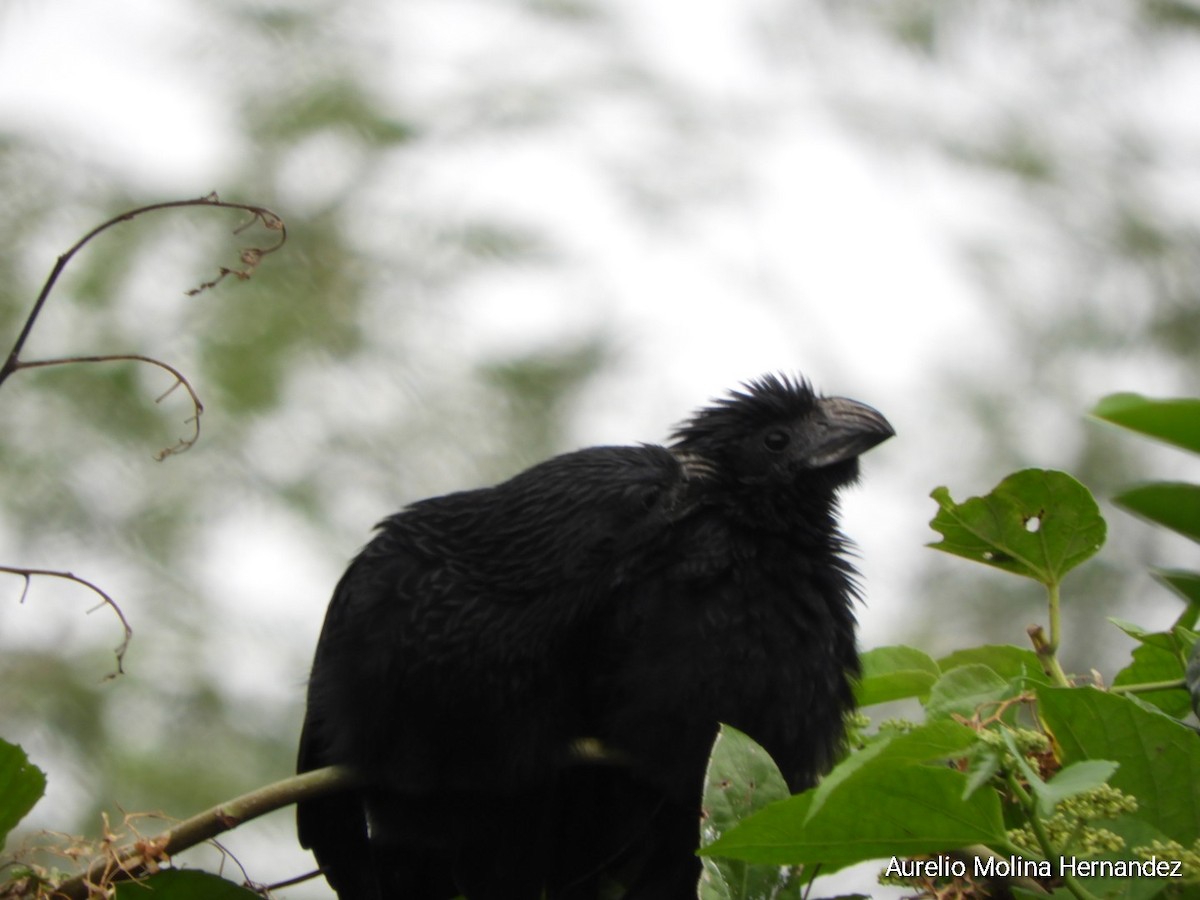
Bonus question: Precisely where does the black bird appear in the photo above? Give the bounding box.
[297,375,892,900]
[296,444,695,900]
[568,374,894,898]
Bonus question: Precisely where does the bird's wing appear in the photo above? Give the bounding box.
[295,554,387,899]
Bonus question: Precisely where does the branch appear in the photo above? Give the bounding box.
[16,354,204,460]
[0,193,285,459]
[50,766,358,900]
[0,565,132,679]
[1027,622,1071,687]
[0,192,285,388]
[45,740,634,898]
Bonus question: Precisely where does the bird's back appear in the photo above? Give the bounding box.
[296,443,692,899]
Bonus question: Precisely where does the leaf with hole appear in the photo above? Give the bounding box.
[928,469,1106,587]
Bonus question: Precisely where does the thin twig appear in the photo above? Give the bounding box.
[16,354,205,460]
[0,192,284,391]
[0,565,133,679]
[0,195,286,679]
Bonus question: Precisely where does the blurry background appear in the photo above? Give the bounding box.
[1,0,1198,895]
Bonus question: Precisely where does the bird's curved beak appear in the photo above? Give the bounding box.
[806,396,895,469]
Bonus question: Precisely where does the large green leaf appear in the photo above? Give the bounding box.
[854,645,939,707]
[807,720,978,821]
[1112,638,1191,718]
[700,725,803,900]
[0,739,45,849]
[924,664,1011,720]
[1113,482,1200,544]
[1038,687,1200,845]
[928,469,1106,587]
[1091,393,1200,456]
[702,764,1004,869]
[114,870,262,899]
[938,645,1052,686]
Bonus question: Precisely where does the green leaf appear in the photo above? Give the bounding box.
[1112,639,1191,718]
[855,646,939,706]
[1038,687,1200,845]
[1091,393,1200,456]
[807,721,978,820]
[1108,618,1176,651]
[114,870,262,899]
[1001,729,1056,815]
[938,645,1052,686]
[1034,760,1119,817]
[928,469,1106,587]
[1152,568,1200,608]
[925,664,1011,720]
[1154,569,1200,630]
[1085,816,1180,900]
[702,765,1005,869]
[962,745,1002,799]
[0,739,46,850]
[1113,482,1200,543]
[699,725,803,900]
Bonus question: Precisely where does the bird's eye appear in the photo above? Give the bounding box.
[763,430,790,452]
[640,487,662,510]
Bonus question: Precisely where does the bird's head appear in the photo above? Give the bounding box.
[669,374,894,495]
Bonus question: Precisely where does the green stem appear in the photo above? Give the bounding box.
[1005,769,1103,900]
[1110,678,1187,695]
[1029,581,1071,687]
[1047,581,1062,655]
[51,765,357,900]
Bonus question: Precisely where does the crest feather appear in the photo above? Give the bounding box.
[670,373,819,449]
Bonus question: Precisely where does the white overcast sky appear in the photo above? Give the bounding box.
[0,0,1012,637]
[3,0,1197,692]
[2,2,1199,895]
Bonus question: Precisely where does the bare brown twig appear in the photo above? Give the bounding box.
[15,354,205,460]
[0,192,285,459]
[0,565,133,679]
[0,193,286,680]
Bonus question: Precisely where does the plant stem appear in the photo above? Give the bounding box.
[1047,581,1061,654]
[1005,769,1104,900]
[50,765,357,900]
[1028,581,1072,687]
[1110,678,1187,695]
